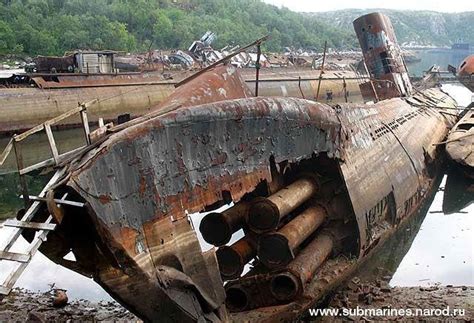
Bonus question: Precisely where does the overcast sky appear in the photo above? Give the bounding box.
[262,0,474,13]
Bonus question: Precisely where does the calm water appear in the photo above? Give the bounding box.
[406,48,474,77]
[0,83,472,302]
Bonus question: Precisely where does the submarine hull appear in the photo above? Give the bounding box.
[31,64,457,321]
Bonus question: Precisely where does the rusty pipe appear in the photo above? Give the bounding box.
[258,205,327,268]
[216,235,256,280]
[225,284,250,312]
[270,232,334,301]
[247,177,319,233]
[199,202,249,246]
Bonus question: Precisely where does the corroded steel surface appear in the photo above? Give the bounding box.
[216,235,256,280]
[31,72,175,89]
[200,202,250,246]
[0,67,362,134]
[53,82,454,320]
[271,231,334,301]
[446,108,474,169]
[457,55,474,92]
[247,177,319,233]
[258,205,327,268]
[0,84,175,134]
[25,46,457,322]
[354,13,413,101]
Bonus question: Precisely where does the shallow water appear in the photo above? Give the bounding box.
[390,177,473,287]
[406,48,474,77]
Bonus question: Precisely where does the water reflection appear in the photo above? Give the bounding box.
[406,48,474,77]
[0,128,86,219]
[0,227,112,302]
[443,167,474,214]
[391,176,473,287]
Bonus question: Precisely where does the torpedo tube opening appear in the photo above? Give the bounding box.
[189,153,360,312]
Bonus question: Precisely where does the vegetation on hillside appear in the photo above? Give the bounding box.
[0,0,354,56]
[0,1,472,56]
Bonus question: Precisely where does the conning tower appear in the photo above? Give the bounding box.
[354,12,413,101]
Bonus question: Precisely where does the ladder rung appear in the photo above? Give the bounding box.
[19,195,85,208]
[0,251,30,263]
[3,219,56,231]
[0,285,11,295]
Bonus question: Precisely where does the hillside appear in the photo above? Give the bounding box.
[310,9,474,47]
[0,1,472,56]
[0,0,355,56]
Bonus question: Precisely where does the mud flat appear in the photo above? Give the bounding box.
[1,283,472,321]
[321,277,473,321]
[0,288,139,322]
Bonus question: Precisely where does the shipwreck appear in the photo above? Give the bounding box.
[0,13,459,322]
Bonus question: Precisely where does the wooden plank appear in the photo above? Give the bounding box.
[19,195,84,208]
[19,145,86,175]
[13,124,45,143]
[3,219,56,231]
[0,251,30,263]
[13,100,99,143]
[0,216,53,295]
[44,123,59,164]
[0,138,13,167]
[12,140,29,208]
[1,169,65,252]
[0,285,10,295]
[80,109,91,145]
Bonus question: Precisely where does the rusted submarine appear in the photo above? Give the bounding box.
[446,54,473,177]
[0,13,458,322]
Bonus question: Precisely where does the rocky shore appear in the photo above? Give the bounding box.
[0,288,139,322]
[1,281,472,321]
[325,277,473,321]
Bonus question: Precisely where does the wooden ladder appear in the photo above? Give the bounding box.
[0,168,85,296]
[0,101,96,297]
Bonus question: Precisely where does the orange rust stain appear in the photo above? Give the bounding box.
[107,225,141,258]
[139,176,147,197]
[152,168,271,221]
[99,194,112,204]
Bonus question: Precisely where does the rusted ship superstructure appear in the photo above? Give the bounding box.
[0,67,364,135]
[457,55,474,92]
[444,54,473,183]
[0,13,458,322]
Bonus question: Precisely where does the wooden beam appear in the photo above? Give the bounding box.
[3,219,56,231]
[44,123,59,164]
[0,251,30,263]
[19,195,85,208]
[19,145,86,175]
[80,108,91,145]
[0,138,13,167]
[12,140,29,208]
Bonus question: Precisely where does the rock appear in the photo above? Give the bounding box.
[26,311,46,323]
[52,290,68,308]
[365,294,373,305]
[382,275,392,281]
